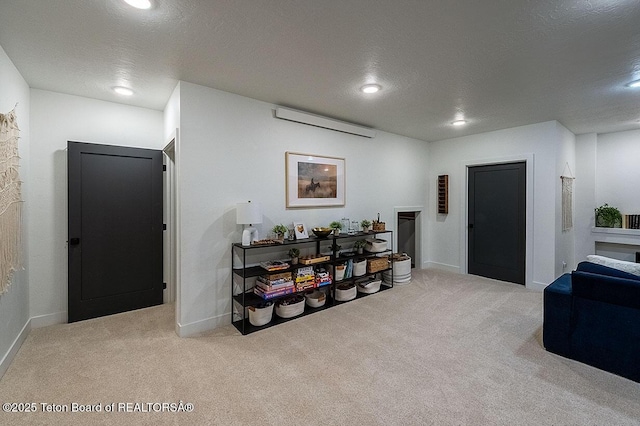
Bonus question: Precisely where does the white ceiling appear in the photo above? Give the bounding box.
[1,0,639,142]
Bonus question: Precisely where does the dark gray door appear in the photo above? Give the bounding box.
[68,141,163,322]
[468,162,526,285]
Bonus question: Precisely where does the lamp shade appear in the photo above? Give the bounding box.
[236,202,262,225]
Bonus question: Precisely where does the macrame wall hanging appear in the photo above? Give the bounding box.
[0,106,22,295]
[561,163,574,232]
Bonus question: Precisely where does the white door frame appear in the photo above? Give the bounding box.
[393,206,424,269]
[162,130,180,326]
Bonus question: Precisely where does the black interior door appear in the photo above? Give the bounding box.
[68,141,163,322]
[468,162,526,285]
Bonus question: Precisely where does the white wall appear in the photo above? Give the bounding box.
[574,129,640,264]
[176,81,429,335]
[29,90,164,325]
[595,129,640,213]
[0,45,30,377]
[427,121,567,290]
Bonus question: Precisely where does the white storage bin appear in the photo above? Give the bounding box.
[275,296,305,318]
[356,277,382,294]
[353,259,367,277]
[335,283,357,301]
[365,239,388,253]
[305,290,326,308]
[334,264,346,281]
[248,302,274,326]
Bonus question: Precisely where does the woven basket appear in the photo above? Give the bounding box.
[367,256,389,273]
[372,222,385,231]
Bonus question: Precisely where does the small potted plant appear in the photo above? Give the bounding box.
[272,224,288,240]
[595,204,622,228]
[353,239,367,255]
[360,219,372,233]
[288,248,300,265]
[331,243,342,256]
[329,220,343,236]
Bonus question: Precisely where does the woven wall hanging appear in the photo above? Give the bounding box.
[0,107,22,294]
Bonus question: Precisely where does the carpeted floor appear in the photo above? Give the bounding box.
[1,269,639,425]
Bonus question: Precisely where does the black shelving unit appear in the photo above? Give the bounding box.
[231,230,393,335]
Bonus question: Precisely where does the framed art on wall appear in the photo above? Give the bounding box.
[285,152,345,208]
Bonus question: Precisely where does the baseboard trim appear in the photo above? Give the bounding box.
[0,319,31,379]
[30,311,67,329]
[176,312,231,337]
[425,261,460,273]
[528,281,547,292]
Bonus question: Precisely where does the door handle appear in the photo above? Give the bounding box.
[70,238,80,245]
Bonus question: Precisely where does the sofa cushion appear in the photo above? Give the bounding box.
[586,255,640,277]
[572,270,640,310]
[577,260,640,281]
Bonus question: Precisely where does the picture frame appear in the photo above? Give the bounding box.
[293,222,309,239]
[285,152,345,208]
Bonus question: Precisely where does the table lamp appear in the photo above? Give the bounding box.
[237,201,262,246]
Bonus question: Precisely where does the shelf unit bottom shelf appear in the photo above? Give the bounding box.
[232,283,392,335]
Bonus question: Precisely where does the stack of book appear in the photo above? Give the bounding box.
[623,214,640,229]
[254,272,295,299]
[295,266,315,291]
[314,267,332,287]
[259,260,290,271]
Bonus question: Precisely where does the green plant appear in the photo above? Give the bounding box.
[360,219,372,229]
[331,243,342,252]
[353,239,367,249]
[287,248,300,258]
[329,221,343,230]
[272,224,288,235]
[595,204,622,228]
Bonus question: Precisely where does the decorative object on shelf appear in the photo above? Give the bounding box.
[288,248,300,265]
[287,225,295,240]
[0,107,22,295]
[341,218,350,234]
[360,219,372,233]
[353,239,367,254]
[329,221,343,236]
[236,201,262,246]
[437,175,449,214]
[331,243,342,255]
[259,260,290,271]
[311,227,332,238]
[372,213,385,231]
[285,152,345,208]
[349,220,359,235]
[299,254,331,265]
[595,204,622,228]
[272,223,288,239]
[560,163,574,231]
[292,222,309,239]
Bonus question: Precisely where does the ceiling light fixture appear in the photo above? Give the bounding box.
[626,79,640,88]
[113,86,134,96]
[361,84,381,94]
[123,0,152,10]
[452,119,467,126]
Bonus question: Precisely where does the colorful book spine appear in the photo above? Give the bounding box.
[254,286,294,300]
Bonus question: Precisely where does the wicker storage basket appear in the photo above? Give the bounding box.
[372,221,385,231]
[367,256,390,273]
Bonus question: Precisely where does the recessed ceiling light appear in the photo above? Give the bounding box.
[123,0,152,10]
[452,120,467,126]
[626,79,640,88]
[361,84,381,94]
[113,86,134,96]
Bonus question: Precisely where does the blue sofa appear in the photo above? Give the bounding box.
[543,261,640,382]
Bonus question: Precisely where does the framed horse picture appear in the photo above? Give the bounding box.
[285,152,345,208]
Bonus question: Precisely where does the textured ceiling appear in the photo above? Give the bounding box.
[1,0,639,142]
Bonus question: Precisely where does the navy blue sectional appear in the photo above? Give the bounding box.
[543,261,640,382]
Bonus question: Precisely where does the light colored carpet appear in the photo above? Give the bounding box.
[1,269,639,425]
